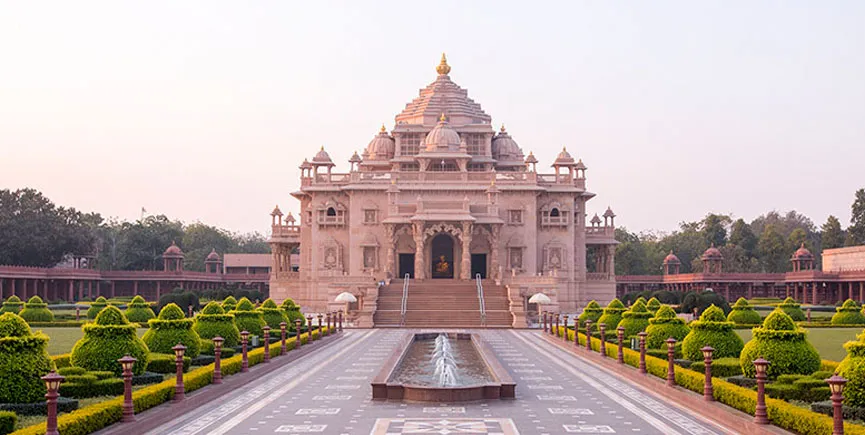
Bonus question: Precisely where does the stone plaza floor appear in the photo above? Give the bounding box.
[146,329,735,435]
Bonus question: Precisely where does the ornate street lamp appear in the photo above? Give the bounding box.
[827,373,848,435]
[701,346,714,401]
[241,330,250,372]
[616,326,625,364]
[172,343,187,402]
[306,315,313,342]
[584,320,593,351]
[263,325,272,363]
[326,312,332,335]
[637,332,647,374]
[279,322,287,355]
[599,323,607,357]
[117,355,136,422]
[574,319,581,347]
[212,336,224,384]
[753,358,770,424]
[42,370,65,435]
[338,311,344,331]
[553,314,560,337]
[295,319,303,347]
[542,311,548,332]
[665,338,676,387]
[562,314,569,342]
[317,314,323,335]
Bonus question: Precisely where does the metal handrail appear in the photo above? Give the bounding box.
[400,273,410,326]
[476,273,486,327]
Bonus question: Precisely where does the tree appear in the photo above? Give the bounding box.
[701,214,730,248]
[821,215,845,250]
[847,189,865,246]
[114,215,184,270]
[758,224,788,272]
[615,228,650,275]
[729,218,757,256]
[787,228,809,252]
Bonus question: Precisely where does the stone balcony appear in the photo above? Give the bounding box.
[300,170,586,189]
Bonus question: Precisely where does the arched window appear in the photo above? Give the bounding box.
[549,208,560,217]
[326,207,336,216]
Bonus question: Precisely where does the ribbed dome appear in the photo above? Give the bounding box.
[792,243,814,260]
[205,249,220,261]
[423,115,461,152]
[163,241,184,258]
[312,146,334,165]
[663,250,681,265]
[492,126,524,163]
[701,243,723,261]
[363,127,396,161]
[553,147,575,166]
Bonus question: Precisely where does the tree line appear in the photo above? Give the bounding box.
[0,188,270,271]
[615,188,865,275]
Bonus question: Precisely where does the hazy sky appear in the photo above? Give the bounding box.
[2,1,863,236]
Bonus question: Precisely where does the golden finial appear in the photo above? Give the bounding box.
[500,124,506,133]
[439,112,447,122]
[320,145,325,151]
[380,124,386,133]
[436,53,451,75]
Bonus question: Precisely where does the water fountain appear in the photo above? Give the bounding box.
[371,332,515,402]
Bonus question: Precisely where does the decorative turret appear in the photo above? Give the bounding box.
[423,113,462,153]
[362,125,396,163]
[205,249,222,274]
[701,243,723,274]
[791,242,815,271]
[491,124,525,168]
[603,207,616,227]
[590,214,602,227]
[524,151,538,172]
[551,147,580,181]
[271,205,283,226]
[162,241,184,272]
[348,151,362,171]
[662,250,681,275]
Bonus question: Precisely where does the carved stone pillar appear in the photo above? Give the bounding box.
[413,222,425,280]
[460,221,473,280]
[490,225,500,281]
[384,224,396,279]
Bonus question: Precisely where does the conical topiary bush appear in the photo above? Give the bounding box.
[837,330,865,407]
[258,299,288,331]
[142,303,201,357]
[646,297,661,314]
[125,295,156,323]
[740,309,820,379]
[280,298,306,331]
[231,297,265,337]
[645,305,690,349]
[633,296,647,307]
[193,302,240,348]
[597,299,627,329]
[832,299,865,326]
[618,300,652,338]
[87,296,110,319]
[19,295,54,322]
[682,304,744,361]
[0,296,23,314]
[0,312,52,403]
[71,306,149,376]
[577,301,603,329]
[727,297,762,325]
[776,297,806,322]
[221,296,238,312]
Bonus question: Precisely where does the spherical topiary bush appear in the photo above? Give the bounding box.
[221,296,238,312]
[70,306,150,376]
[837,330,865,407]
[831,299,865,326]
[597,299,626,329]
[727,297,762,325]
[193,302,240,348]
[87,296,110,319]
[0,296,23,314]
[646,297,661,314]
[577,301,603,331]
[682,304,744,361]
[142,303,201,358]
[777,297,806,322]
[19,295,54,322]
[125,295,156,324]
[231,297,265,337]
[740,309,820,379]
[280,298,306,330]
[619,300,653,338]
[0,312,52,403]
[258,299,288,331]
[645,305,690,349]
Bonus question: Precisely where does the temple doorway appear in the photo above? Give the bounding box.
[430,233,455,279]
[399,254,415,278]
[471,254,487,279]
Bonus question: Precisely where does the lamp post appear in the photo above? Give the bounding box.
[562,315,569,341]
[553,313,559,337]
[338,311,344,331]
[75,306,80,321]
[241,330,250,372]
[42,370,65,435]
[701,346,714,401]
[172,343,186,402]
[295,319,303,347]
[306,315,313,342]
[117,355,136,422]
[665,338,676,387]
[317,314,323,336]
[637,332,647,374]
[616,326,625,364]
[753,358,770,424]
[263,325,271,363]
[599,323,607,357]
[212,336,224,385]
[325,312,331,336]
[542,311,548,333]
[827,373,848,435]
[574,319,580,347]
[585,320,593,351]
[280,322,287,355]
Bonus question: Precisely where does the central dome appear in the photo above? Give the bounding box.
[423,114,461,152]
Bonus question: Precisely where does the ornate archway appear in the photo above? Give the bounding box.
[430,233,455,279]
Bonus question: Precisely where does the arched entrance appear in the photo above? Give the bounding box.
[430,233,455,279]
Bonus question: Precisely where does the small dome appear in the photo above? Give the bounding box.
[663,250,681,265]
[205,249,220,262]
[271,205,283,217]
[553,147,575,166]
[603,207,616,218]
[363,127,396,161]
[312,146,335,166]
[575,159,587,170]
[701,243,723,261]
[492,126,524,162]
[349,151,362,163]
[163,241,184,258]
[299,159,312,170]
[423,114,461,152]
[524,151,538,164]
[590,214,602,225]
[792,243,814,260]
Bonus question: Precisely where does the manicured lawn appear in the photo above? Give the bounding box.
[735,327,861,361]
[35,327,147,355]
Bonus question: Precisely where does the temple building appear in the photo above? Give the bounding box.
[268,54,618,327]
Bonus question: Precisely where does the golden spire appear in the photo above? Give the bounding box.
[436,53,451,75]
[380,124,386,133]
[439,112,447,122]
[500,124,506,133]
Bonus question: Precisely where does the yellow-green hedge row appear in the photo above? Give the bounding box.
[552,326,865,435]
[13,327,332,435]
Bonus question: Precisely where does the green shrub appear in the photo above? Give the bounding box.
[0,410,15,435]
[146,353,191,374]
[258,298,288,330]
[777,374,808,384]
[57,366,87,376]
[577,300,603,330]
[682,304,744,361]
[727,298,762,325]
[838,330,865,407]
[193,302,241,348]
[832,300,865,325]
[740,309,821,379]
[618,300,652,338]
[157,291,199,314]
[646,297,661,314]
[794,378,828,391]
[125,295,156,323]
[633,296,647,306]
[59,378,125,399]
[231,297,265,337]
[64,374,98,385]
[811,370,833,380]
[777,297,806,322]
[690,357,742,378]
[0,296,23,314]
[70,306,150,376]
[681,291,731,316]
[597,298,626,329]
[0,312,52,403]
[280,298,306,330]
[19,296,55,322]
[221,296,238,312]
[645,305,690,349]
[87,297,110,319]
[142,303,201,358]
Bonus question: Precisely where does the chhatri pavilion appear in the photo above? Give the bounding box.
[268,54,617,327]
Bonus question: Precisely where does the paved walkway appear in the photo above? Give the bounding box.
[147,329,735,435]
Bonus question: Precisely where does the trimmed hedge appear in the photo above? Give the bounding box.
[727,298,762,325]
[70,306,150,376]
[258,299,288,330]
[739,309,820,379]
[280,298,305,330]
[0,312,52,403]
[682,305,743,361]
[690,357,742,378]
[19,296,54,323]
[231,297,265,337]
[597,298,626,329]
[777,297,806,322]
[143,303,201,358]
[646,297,661,314]
[52,354,71,369]
[146,353,191,374]
[57,367,86,376]
[0,411,15,435]
[838,329,865,407]
[221,296,238,312]
[26,321,86,328]
[618,300,652,338]
[0,397,78,417]
[194,302,241,348]
[59,378,125,399]
[124,295,156,323]
[577,300,603,331]
[832,299,865,325]
[645,305,690,349]
[0,296,23,314]
[87,297,109,319]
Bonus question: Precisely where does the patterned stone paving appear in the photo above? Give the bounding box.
[146,330,732,435]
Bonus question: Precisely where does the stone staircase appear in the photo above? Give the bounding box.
[372,280,513,328]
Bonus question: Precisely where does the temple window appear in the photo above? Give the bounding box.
[363,247,377,269]
[550,208,560,217]
[508,247,523,270]
[317,204,346,226]
[326,207,336,217]
[541,204,567,226]
[363,209,377,224]
[400,163,419,172]
[466,134,484,156]
[508,209,523,225]
[467,163,486,172]
[400,133,421,156]
[429,160,458,172]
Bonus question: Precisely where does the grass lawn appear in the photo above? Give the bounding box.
[36,327,147,355]
[734,327,861,361]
